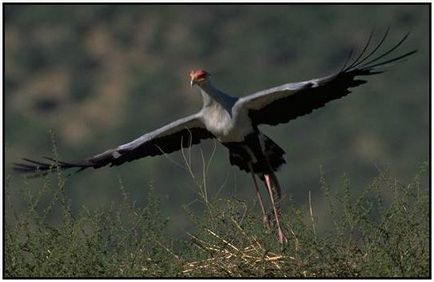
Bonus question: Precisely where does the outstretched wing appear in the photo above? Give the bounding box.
[14,113,214,176]
[234,30,417,126]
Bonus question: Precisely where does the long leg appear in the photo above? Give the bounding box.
[264,173,288,244]
[248,163,270,228]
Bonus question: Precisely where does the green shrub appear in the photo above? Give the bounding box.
[5,162,429,277]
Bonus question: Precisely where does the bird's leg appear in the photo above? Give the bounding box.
[264,173,288,244]
[248,163,270,228]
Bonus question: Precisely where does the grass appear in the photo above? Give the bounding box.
[4,161,430,278]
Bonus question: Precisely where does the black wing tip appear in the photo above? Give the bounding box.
[12,160,51,178]
[13,157,91,177]
[343,29,416,75]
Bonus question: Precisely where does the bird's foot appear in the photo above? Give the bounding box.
[277,228,288,245]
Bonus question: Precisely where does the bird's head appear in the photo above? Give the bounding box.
[190,69,210,87]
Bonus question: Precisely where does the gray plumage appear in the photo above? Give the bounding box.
[14,31,416,177]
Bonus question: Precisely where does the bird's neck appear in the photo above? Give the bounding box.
[199,80,236,110]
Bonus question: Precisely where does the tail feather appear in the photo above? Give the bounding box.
[228,134,286,174]
[262,135,286,171]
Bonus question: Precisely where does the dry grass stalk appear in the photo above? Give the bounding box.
[182,228,296,276]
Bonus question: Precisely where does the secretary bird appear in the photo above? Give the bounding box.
[14,31,416,244]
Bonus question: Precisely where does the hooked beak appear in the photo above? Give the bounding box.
[190,77,207,87]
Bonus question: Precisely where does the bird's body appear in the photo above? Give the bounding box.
[14,31,416,244]
[198,82,244,142]
[196,79,287,174]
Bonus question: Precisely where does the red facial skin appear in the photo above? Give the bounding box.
[190,69,209,83]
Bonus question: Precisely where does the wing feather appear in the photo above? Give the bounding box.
[234,31,416,126]
[14,113,214,176]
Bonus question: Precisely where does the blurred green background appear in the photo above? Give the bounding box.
[5,4,429,237]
